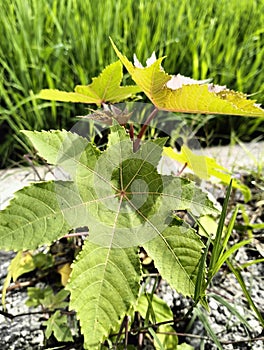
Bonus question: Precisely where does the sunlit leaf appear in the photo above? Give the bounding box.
[111,39,264,117]
[163,145,251,201]
[143,224,205,296]
[177,343,195,350]
[136,294,177,350]
[38,61,141,105]
[68,241,141,349]
[154,324,178,350]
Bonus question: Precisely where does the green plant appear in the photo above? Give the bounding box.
[1,42,264,349]
[1,0,264,167]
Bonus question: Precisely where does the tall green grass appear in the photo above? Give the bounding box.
[0,0,264,167]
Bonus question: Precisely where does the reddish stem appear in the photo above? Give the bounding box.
[133,107,158,152]
[129,123,134,141]
[177,162,188,176]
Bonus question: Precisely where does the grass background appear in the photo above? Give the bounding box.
[0,0,264,167]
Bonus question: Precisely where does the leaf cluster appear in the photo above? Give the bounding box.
[1,41,263,349]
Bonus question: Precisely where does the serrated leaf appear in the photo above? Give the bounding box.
[67,241,141,349]
[163,145,251,202]
[0,181,77,250]
[22,129,100,178]
[143,224,204,296]
[0,125,217,348]
[22,128,215,249]
[2,126,216,250]
[110,39,264,117]
[38,61,141,105]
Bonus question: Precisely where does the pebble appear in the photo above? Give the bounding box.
[209,299,218,310]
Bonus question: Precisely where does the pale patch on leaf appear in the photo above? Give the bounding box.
[133,52,157,68]
[166,74,211,90]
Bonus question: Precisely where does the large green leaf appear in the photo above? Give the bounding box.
[23,127,216,248]
[38,61,141,105]
[143,224,204,296]
[22,129,100,179]
[0,125,217,348]
[67,241,141,348]
[110,40,264,117]
[0,181,79,250]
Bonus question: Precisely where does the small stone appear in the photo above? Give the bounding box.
[29,330,44,345]
[21,330,28,338]
[209,299,218,310]
[248,319,262,333]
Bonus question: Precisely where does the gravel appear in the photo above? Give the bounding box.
[0,141,263,349]
[0,251,44,349]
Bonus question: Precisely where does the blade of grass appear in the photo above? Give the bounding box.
[194,237,211,303]
[208,180,233,283]
[211,239,251,277]
[208,293,252,331]
[194,307,223,350]
[226,259,264,328]
[240,258,264,269]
